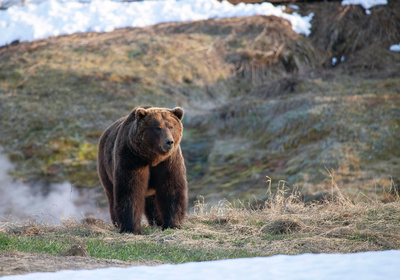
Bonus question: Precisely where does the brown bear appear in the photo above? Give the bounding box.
[97,105,187,234]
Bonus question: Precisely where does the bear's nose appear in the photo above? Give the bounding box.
[165,138,174,147]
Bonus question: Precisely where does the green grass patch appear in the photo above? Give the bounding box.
[0,232,257,263]
[86,238,256,263]
[0,234,68,255]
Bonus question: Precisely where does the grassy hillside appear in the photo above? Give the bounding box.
[0,3,399,205]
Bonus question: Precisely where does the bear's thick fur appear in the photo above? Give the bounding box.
[97,105,187,234]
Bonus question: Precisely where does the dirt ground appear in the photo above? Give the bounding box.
[0,251,151,276]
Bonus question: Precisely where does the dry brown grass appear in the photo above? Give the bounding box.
[1,183,400,276]
[187,186,400,255]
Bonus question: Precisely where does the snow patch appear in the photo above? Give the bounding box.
[0,0,314,47]
[2,250,400,280]
[342,0,388,14]
[390,43,400,52]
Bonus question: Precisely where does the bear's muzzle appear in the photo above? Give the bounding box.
[161,138,174,152]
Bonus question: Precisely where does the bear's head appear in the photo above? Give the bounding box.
[134,107,184,160]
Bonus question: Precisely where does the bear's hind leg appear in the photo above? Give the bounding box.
[98,163,118,226]
[145,195,163,227]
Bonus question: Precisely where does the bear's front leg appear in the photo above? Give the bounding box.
[113,166,149,234]
[157,187,187,230]
[148,149,188,230]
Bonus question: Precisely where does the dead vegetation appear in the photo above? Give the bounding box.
[1,185,400,275]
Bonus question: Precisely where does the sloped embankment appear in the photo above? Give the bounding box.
[178,2,400,203]
[0,2,399,206]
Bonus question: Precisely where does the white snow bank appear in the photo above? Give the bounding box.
[2,250,400,280]
[342,0,387,10]
[390,43,400,52]
[342,0,387,14]
[0,0,313,47]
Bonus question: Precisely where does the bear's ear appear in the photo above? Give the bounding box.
[135,108,147,120]
[171,107,184,120]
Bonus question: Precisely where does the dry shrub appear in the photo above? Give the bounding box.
[263,219,303,234]
[324,226,355,238]
[7,225,42,236]
[81,217,108,228]
[58,217,112,237]
[192,197,241,225]
[61,243,88,257]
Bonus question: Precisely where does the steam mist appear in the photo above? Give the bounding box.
[0,148,108,224]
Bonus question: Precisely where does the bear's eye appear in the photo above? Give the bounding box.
[169,126,173,130]
[156,127,162,131]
